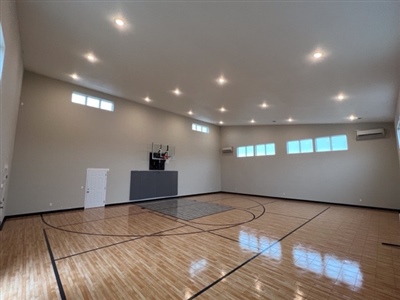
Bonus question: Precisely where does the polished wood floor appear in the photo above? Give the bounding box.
[1,193,400,299]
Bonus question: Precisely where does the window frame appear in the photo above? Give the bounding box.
[237,145,255,157]
[255,143,276,156]
[315,135,348,152]
[192,123,209,134]
[71,92,114,112]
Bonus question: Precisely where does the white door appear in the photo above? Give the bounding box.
[84,168,108,209]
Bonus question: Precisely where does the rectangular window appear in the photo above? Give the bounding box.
[86,97,100,108]
[237,146,246,157]
[255,144,266,156]
[71,92,114,112]
[246,145,254,157]
[300,139,314,153]
[192,123,209,133]
[315,134,348,152]
[315,137,331,152]
[71,93,86,105]
[100,99,114,111]
[266,143,276,155]
[331,135,348,151]
[237,145,254,157]
[256,143,276,156]
[287,139,314,154]
[287,141,300,154]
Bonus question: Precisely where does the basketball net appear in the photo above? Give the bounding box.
[163,154,171,164]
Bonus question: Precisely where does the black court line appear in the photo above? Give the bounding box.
[140,199,262,227]
[188,206,331,300]
[382,242,400,248]
[54,224,187,261]
[262,211,311,220]
[207,230,245,244]
[43,229,66,300]
[43,206,151,228]
[142,203,259,238]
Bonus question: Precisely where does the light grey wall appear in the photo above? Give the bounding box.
[0,0,24,223]
[7,72,221,215]
[221,123,400,209]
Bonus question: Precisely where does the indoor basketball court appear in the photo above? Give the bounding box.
[2,193,399,299]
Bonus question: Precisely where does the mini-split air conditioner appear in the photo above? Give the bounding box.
[222,147,234,153]
[356,128,386,140]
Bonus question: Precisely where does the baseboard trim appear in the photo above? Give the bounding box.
[3,190,398,226]
[222,191,400,212]
[0,217,6,231]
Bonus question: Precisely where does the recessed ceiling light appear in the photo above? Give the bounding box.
[288,118,293,122]
[260,102,268,109]
[250,119,255,123]
[173,88,182,96]
[216,75,227,85]
[349,115,357,121]
[144,97,151,102]
[313,52,323,59]
[336,93,347,101]
[219,121,224,125]
[114,18,125,27]
[219,107,226,112]
[70,73,79,80]
[309,49,327,62]
[85,53,98,63]
[188,110,193,115]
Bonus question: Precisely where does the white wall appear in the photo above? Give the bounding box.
[7,72,221,215]
[0,0,24,224]
[221,123,400,209]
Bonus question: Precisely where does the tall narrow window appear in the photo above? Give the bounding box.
[0,24,5,80]
[397,120,400,149]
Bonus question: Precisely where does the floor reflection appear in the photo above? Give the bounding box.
[238,230,363,291]
[293,245,362,289]
[189,259,208,277]
[239,230,281,260]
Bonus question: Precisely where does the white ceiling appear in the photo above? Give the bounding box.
[16,0,400,126]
